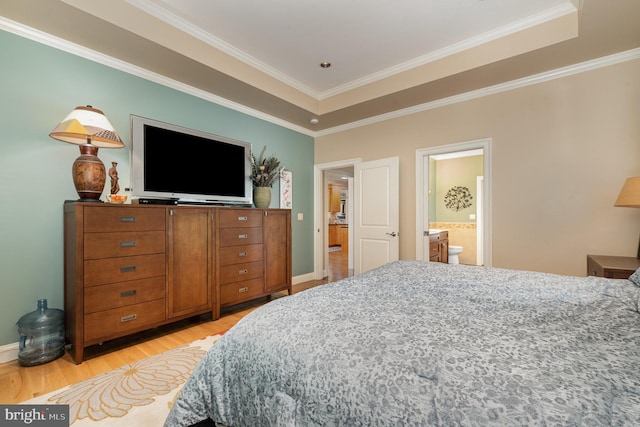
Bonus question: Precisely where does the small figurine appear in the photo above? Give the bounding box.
[109,161,120,195]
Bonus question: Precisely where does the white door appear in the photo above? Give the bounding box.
[354,157,400,274]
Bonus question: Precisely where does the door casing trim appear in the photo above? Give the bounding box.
[415,139,492,266]
[314,158,361,280]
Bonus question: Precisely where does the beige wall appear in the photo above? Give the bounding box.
[315,58,640,277]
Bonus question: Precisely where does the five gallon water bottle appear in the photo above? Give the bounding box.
[17,299,65,366]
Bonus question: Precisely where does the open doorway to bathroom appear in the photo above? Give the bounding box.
[415,139,492,266]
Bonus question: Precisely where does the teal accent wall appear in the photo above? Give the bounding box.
[0,30,315,347]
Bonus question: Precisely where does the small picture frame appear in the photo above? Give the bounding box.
[280,170,292,209]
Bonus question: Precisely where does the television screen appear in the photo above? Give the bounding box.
[130,115,253,205]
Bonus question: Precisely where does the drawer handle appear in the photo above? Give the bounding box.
[120,217,137,223]
[120,265,137,273]
[121,314,137,322]
[238,234,248,239]
[238,251,248,257]
[239,269,248,275]
[120,241,137,247]
[120,290,137,297]
[238,287,248,293]
[237,216,248,221]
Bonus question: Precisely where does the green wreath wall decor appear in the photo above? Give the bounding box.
[444,186,473,211]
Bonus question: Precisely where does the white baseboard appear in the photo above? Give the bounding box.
[0,342,19,364]
[293,272,315,285]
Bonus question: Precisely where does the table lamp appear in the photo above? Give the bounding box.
[49,105,124,201]
[614,177,640,258]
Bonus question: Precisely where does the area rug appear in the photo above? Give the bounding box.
[24,334,223,426]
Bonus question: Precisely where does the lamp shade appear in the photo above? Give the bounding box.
[49,105,124,148]
[614,177,640,207]
[49,105,123,201]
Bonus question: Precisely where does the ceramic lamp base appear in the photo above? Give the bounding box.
[72,145,106,201]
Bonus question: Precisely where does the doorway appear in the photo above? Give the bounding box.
[315,157,401,280]
[326,168,353,281]
[415,139,492,266]
[314,159,360,281]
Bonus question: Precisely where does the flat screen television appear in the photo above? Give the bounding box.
[130,115,253,205]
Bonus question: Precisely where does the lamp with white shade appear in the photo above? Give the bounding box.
[49,105,124,201]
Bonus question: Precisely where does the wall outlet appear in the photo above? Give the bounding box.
[297,213,304,221]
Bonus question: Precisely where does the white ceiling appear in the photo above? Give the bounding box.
[1,0,639,132]
[132,0,571,96]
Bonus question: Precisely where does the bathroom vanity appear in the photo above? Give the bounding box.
[428,230,449,263]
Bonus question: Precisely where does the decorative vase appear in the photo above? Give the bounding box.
[253,186,271,208]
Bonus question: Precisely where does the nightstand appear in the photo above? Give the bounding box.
[586,255,640,279]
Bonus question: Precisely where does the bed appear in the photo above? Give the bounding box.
[165,260,640,426]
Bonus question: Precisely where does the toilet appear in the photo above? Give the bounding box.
[448,245,463,264]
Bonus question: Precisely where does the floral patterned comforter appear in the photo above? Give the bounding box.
[165,261,640,426]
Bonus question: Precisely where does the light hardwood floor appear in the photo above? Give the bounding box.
[0,248,349,404]
[328,247,351,282]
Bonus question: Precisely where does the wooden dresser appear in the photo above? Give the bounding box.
[64,202,291,363]
[218,209,266,307]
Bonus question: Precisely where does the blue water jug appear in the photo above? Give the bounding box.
[17,299,65,366]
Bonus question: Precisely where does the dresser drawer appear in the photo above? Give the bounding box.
[220,278,264,306]
[218,209,263,228]
[219,244,263,266]
[84,299,166,342]
[84,277,166,314]
[219,227,263,247]
[84,207,165,232]
[84,253,166,287]
[220,260,264,285]
[84,231,165,259]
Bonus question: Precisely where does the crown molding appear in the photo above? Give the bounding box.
[316,48,640,137]
[126,0,577,101]
[0,16,315,137]
[2,16,637,140]
[318,3,577,99]
[125,0,321,99]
